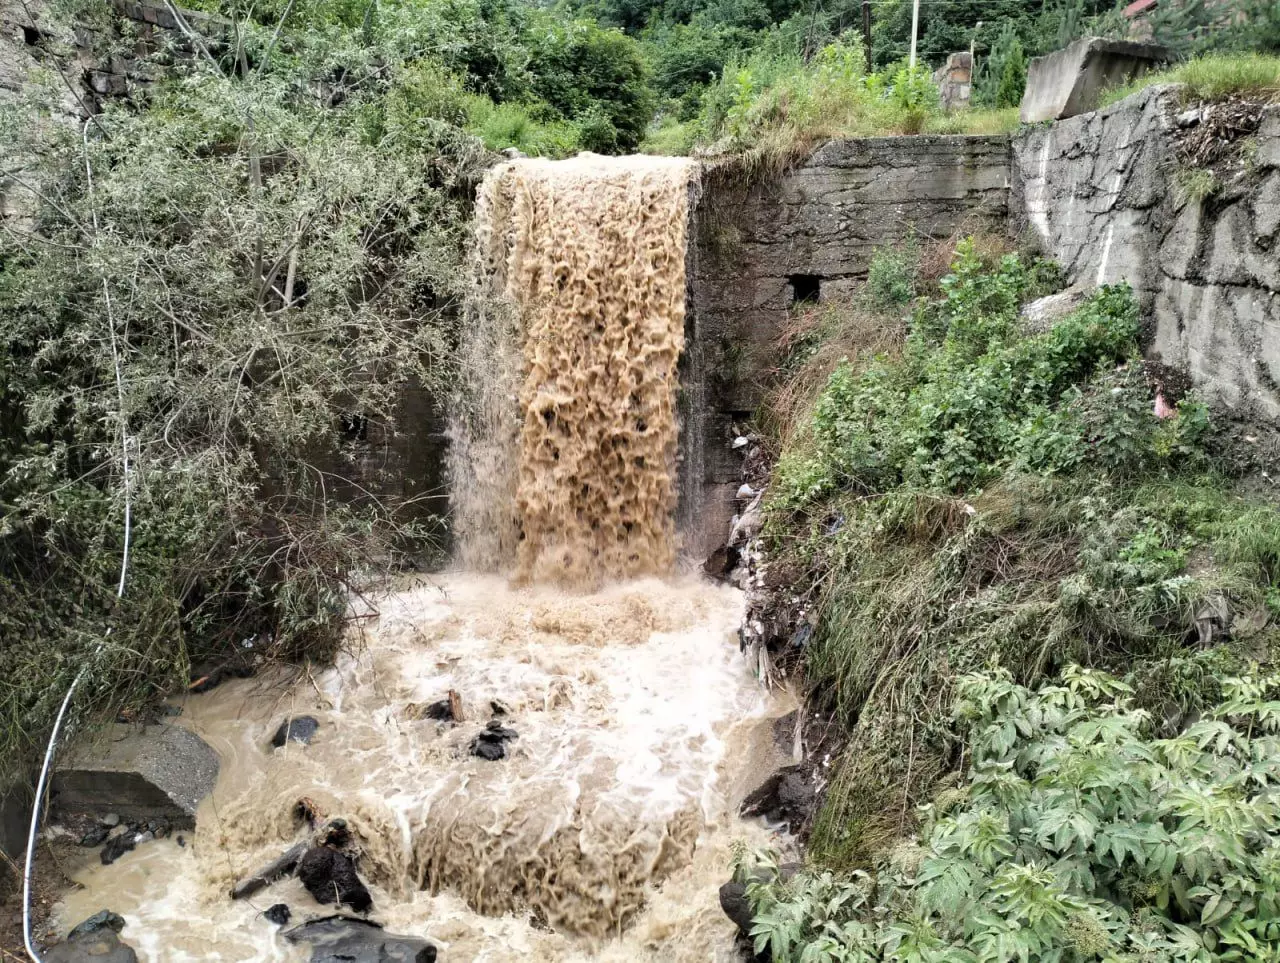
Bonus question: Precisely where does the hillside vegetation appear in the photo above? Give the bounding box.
[745,237,1280,961]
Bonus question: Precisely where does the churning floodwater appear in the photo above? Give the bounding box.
[54,155,787,961]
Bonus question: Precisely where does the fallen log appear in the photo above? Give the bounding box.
[230,840,309,900]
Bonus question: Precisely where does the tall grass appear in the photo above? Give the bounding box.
[1101,52,1280,108]
[644,41,1022,172]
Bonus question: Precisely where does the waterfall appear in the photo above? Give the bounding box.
[49,153,793,963]
[450,155,697,586]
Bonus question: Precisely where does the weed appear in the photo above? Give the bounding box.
[1174,166,1220,206]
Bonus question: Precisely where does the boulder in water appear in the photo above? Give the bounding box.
[297,846,373,913]
[283,915,437,963]
[719,862,803,941]
[265,903,292,925]
[469,720,518,761]
[271,715,321,748]
[406,690,463,723]
[100,832,137,865]
[44,911,138,963]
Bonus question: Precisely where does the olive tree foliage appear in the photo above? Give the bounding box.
[0,7,486,772]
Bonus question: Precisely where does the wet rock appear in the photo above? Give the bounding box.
[297,846,373,913]
[283,915,437,963]
[703,544,740,580]
[80,826,110,847]
[489,700,510,717]
[265,903,292,925]
[718,880,754,935]
[100,833,136,865]
[68,910,126,939]
[740,766,816,834]
[44,911,138,963]
[719,863,803,942]
[231,840,308,900]
[271,716,321,748]
[469,721,518,761]
[52,723,219,830]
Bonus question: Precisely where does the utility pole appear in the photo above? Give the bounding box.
[862,0,872,72]
[908,0,921,68]
[970,20,982,91]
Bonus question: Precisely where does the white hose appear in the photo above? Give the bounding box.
[22,121,133,963]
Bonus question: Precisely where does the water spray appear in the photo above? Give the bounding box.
[22,121,133,963]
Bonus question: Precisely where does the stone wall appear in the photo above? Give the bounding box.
[1012,85,1280,420]
[680,136,1011,559]
[1,0,222,116]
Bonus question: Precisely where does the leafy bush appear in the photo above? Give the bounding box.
[0,6,487,777]
[777,240,1156,501]
[739,662,1280,962]
[864,242,920,312]
[758,240,1278,873]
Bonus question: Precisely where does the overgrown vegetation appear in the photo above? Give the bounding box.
[1101,53,1280,108]
[0,1,516,779]
[756,237,1280,901]
[736,661,1280,961]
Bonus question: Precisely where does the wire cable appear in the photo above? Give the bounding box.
[22,119,133,963]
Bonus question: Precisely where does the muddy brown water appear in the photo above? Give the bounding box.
[54,578,792,961]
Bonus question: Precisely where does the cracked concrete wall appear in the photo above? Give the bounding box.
[1012,85,1280,421]
[681,135,1011,559]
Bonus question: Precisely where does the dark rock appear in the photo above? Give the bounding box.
[718,880,753,935]
[283,916,437,963]
[231,840,308,899]
[264,903,292,925]
[407,690,463,723]
[740,767,816,834]
[320,818,351,849]
[176,835,185,847]
[271,716,321,748]
[703,544,740,580]
[80,826,110,847]
[469,722,518,761]
[489,700,510,717]
[101,833,136,865]
[44,911,138,963]
[719,863,804,944]
[297,846,373,913]
[471,738,506,761]
[68,910,126,938]
[420,700,455,721]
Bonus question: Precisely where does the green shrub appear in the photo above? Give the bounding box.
[0,6,484,777]
[782,240,1144,498]
[740,662,1280,962]
[760,239,1278,873]
[864,241,919,312]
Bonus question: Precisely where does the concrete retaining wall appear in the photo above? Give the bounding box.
[681,136,1011,558]
[1012,85,1280,420]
